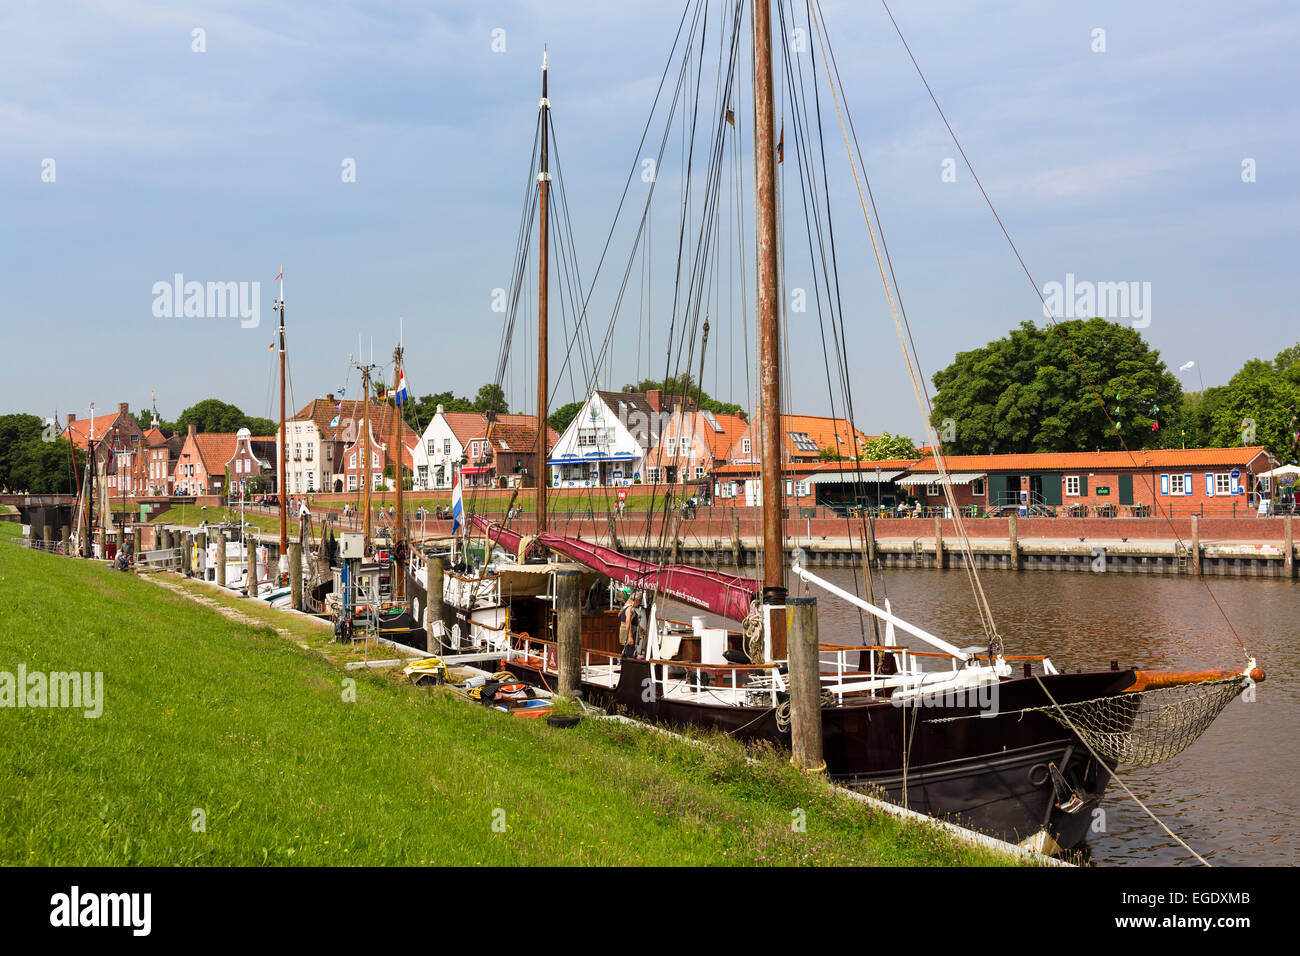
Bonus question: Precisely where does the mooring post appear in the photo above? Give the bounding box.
[934,515,945,570]
[289,541,303,610]
[1285,515,1294,579]
[216,534,227,587]
[731,513,743,566]
[183,532,193,575]
[42,524,54,550]
[787,597,825,772]
[137,527,146,562]
[61,525,71,554]
[555,568,582,697]
[246,538,258,597]
[607,512,621,552]
[1008,514,1020,570]
[866,514,877,565]
[427,555,446,651]
[1190,514,1201,576]
[670,512,681,564]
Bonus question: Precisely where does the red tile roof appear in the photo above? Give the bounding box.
[904,447,1276,474]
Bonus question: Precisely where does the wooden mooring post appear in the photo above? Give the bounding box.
[670,513,681,564]
[731,514,743,567]
[1286,516,1294,579]
[246,538,258,597]
[934,515,945,570]
[289,541,303,610]
[866,514,876,565]
[1008,515,1020,570]
[216,534,227,587]
[787,597,825,772]
[1190,514,1201,576]
[555,568,581,697]
[427,555,446,650]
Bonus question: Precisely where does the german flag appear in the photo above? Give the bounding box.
[725,107,735,127]
[777,121,784,164]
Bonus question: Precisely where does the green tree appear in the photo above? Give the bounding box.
[622,374,747,421]
[173,399,273,436]
[548,400,583,435]
[859,433,918,461]
[1206,359,1299,455]
[0,413,84,494]
[472,383,510,415]
[399,391,474,432]
[929,319,1181,454]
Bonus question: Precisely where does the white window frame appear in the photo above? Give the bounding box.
[1065,475,1081,496]
[1169,473,1186,495]
[742,438,752,456]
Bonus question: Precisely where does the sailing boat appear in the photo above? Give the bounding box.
[446,10,1263,854]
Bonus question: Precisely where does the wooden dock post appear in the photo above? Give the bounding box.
[731,514,743,567]
[1286,516,1294,579]
[1008,515,1020,570]
[61,525,71,554]
[786,597,825,773]
[42,524,54,550]
[136,527,145,560]
[555,568,582,697]
[182,532,193,574]
[866,514,876,565]
[934,515,945,570]
[670,512,681,564]
[289,541,303,610]
[216,534,227,587]
[607,512,621,552]
[427,555,446,650]
[246,538,258,597]
[1190,514,1201,576]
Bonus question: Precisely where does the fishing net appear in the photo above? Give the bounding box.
[1028,677,1248,769]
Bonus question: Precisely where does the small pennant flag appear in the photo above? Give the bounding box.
[1179,360,1195,371]
[777,121,784,164]
[338,386,346,397]
[268,343,275,351]
[451,473,464,533]
[274,266,283,282]
[1151,421,1159,431]
[329,415,340,428]
[725,107,735,127]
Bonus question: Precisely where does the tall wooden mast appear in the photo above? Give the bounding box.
[392,343,405,599]
[535,49,551,533]
[361,364,373,548]
[275,268,288,569]
[753,0,786,635]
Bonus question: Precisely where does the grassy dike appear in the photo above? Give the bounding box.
[0,540,1019,867]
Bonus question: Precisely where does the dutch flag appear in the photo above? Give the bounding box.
[395,372,408,407]
[451,473,463,533]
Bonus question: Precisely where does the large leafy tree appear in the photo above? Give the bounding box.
[548,400,584,434]
[622,373,747,420]
[400,391,475,431]
[1205,358,1300,456]
[0,413,84,494]
[172,399,273,436]
[929,319,1182,454]
[472,383,510,415]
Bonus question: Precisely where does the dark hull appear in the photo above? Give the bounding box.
[504,656,1130,851]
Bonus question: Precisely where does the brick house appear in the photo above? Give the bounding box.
[898,447,1279,516]
[548,389,689,488]
[142,423,183,496]
[225,427,277,498]
[643,408,748,487]
[340,418,421,493]
[63,402,147,497]
[172,426,238,497]
[460,416,558,489]
[281,394,415,495]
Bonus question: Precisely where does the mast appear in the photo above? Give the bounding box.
[275,267,288,572]
[752,0,786,627]
[392,343,405,599]
[86,403,95,557]
[361,363,373,548]
[535,49,551,533]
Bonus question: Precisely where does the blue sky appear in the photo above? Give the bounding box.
[3,0,1297,439]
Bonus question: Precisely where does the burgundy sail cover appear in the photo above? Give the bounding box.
[472,516,759,622]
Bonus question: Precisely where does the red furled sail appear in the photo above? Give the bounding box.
[472,517,759,622]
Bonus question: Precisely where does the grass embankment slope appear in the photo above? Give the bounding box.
[0,542,1017,866]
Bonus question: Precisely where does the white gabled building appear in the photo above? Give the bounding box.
[548,389,675,488]
[413,406,487,491]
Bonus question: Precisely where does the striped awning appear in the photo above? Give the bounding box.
[896,472,986,486]
[808,469,905,485]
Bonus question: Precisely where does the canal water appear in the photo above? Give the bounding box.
[667,568,1297,866]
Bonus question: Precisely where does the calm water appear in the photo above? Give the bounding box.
[666,568,1298,866]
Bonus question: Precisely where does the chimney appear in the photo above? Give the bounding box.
[326,394,334,403]
[67,412,76,428]
[188,424,197,440]
[646,389,662,412]
[119,402,129,416]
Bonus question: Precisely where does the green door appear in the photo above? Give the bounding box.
[1040,473,1063,506]
[1118,474,1134,505]
[987,474,1008,508]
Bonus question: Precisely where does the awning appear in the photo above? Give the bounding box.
[547,453,637,465]
[896,472,986,486]
[459,466,492,475]
[809,469,904,485]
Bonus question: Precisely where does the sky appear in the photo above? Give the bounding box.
[3,0,1297,441]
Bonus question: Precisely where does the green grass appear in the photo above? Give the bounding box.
[0,542,1018,866]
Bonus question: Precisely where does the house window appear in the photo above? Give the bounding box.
[972,479,985,496]
[795,480,809,497]
[925,482,940,496]
[1215,473,1232,494]
[1065,475,1081,496]
[347,475,357,491]
[372,452,380,469]
[1169,473,1186,495]
[427,439,435,454]
[349,454,356,469]
[694,467,705,480]
[306,473,314,491]
[647,467,660,483]
[665,437,677,456]
[443,439,451,455]
[742,438,752,456]
[577,429,597,447]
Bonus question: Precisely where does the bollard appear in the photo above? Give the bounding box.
[731,513,743,567]
[787,597,825,772]
[427,556,446,650]
[246,538,258,597]
[61,525,71,554]
[1190,514,1201,576]
[934,515,945,570]
[555,569,582,697]
[670,512,681,564]
[866,514,877,565]
[216,534,227,587]
[1285,515,1294,579]
[1008,514,1020,570]
[289,542,303,610]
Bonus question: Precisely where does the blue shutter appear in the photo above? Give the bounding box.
[1231,472,1241,494]
[1184,473,1193,496]
[1160,473,1169,495]
[1205,473,1214,496]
